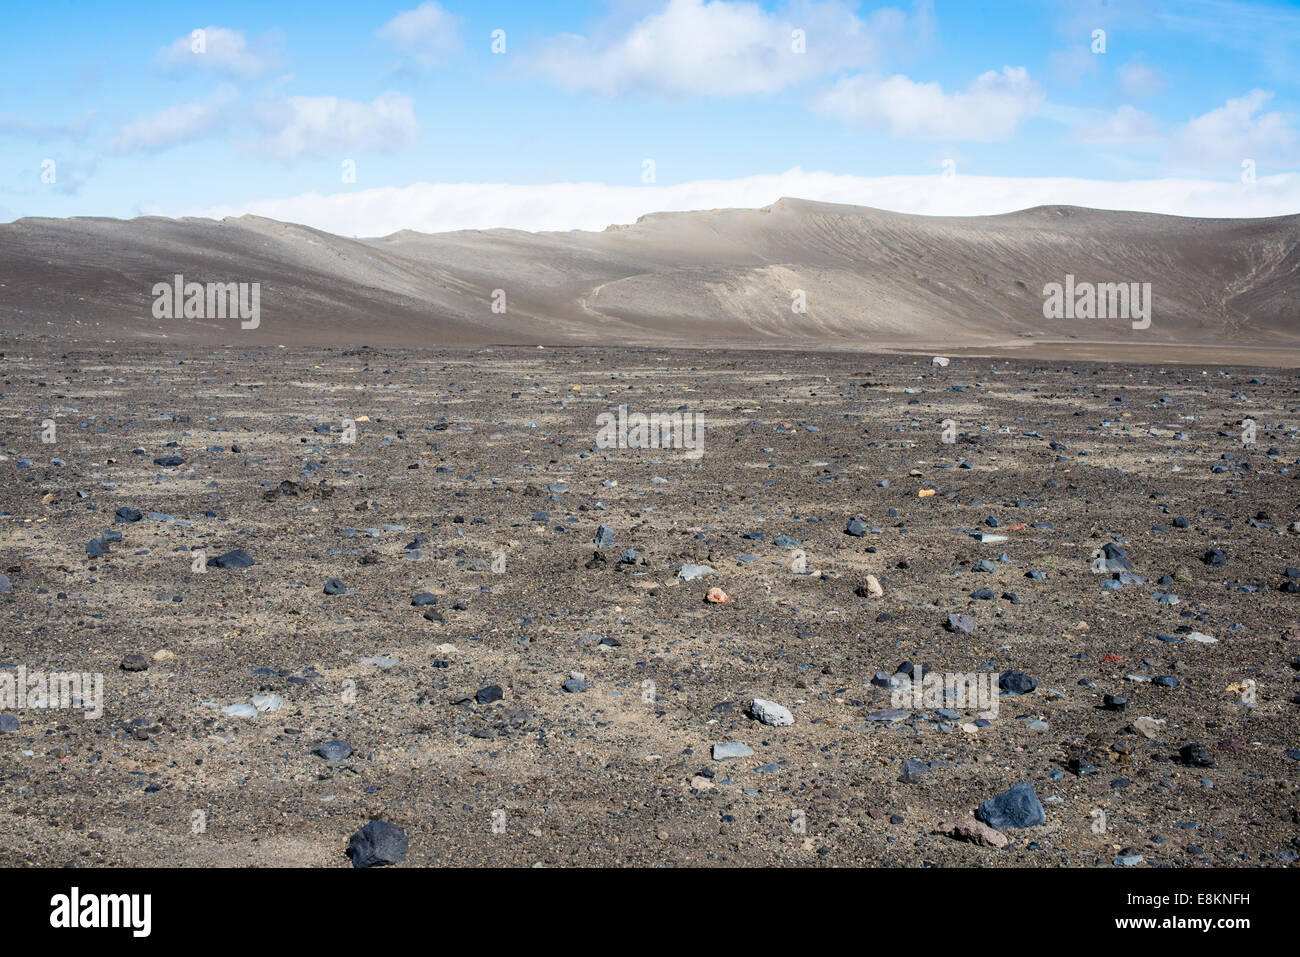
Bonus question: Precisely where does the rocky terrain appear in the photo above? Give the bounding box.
[1,344,1297,867]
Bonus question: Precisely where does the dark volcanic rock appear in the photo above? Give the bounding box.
[207,549,255,569]
[998,670,1038,695]
[976,782,1046,829]
[347,820,408,868]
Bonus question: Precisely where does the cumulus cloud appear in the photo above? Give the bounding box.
[108,87,236,153]
[250,92,419,163]
[528,0,927,98]
[816,66,1042,140]
[377,2,462,70]
[181,167,1300,237]
[1173,89,1300,169]
[156,26,279,78]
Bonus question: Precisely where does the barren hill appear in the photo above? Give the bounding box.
[2,198,1297,358]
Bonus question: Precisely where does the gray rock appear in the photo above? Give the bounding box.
[0,574,11,593]
[562,678,587,693]
[315,740,353,761]
[1097,542,1134,572]
[945,613,975,634]
[712,742,755,760]
[749,697,794,726]
[678,563,714,581]
[865,708,911,722]
[0,714,18,732]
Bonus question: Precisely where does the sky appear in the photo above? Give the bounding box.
[2,0,1298,235]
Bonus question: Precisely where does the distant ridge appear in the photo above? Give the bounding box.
[2,199,1297,355]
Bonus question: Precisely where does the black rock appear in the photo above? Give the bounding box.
[86,538,108,558]
[970,587,996,600]
[475,685,504,704]
[1098,543,1135,572]
[1102,694,1128,712]
[1068,757,1100,776]
[896,661,931,680]
[207,549,255,569]
[562,678,588,693]
[1179,742,1217,768]
[119,654,149,672]
[845,517,868,537]
[1202,549,1227,566]
[999,670,1038,695]
[114,507,143,523]
[323,578,346,595]
[976,782,1046,829]
[347,820,408,868]
[153,456,185,468]
[411,592,438,606]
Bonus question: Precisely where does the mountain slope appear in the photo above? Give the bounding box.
[1,198,1296,352]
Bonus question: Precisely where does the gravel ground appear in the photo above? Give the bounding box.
[0,345,1297,867]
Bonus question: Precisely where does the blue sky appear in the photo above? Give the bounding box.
[2,0,1298,233]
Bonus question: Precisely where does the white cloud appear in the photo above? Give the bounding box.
[528,0,924,98]
[1173,89,1300,169]
[108,87,236,153]
[1046,47,1097,86]
[377,2,462,70]
[181,167,1300,237]
[816,67,1042,140]
[251,93,419,162]
[0,110,96,141]
[1076,104,1162,145]
[1117,60,1165,99]
[156,26,277,78]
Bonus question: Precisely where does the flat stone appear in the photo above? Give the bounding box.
[712,742,754,760]
[934,818,1008,848]
[678,563,714,581]
[207,548,254,569]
